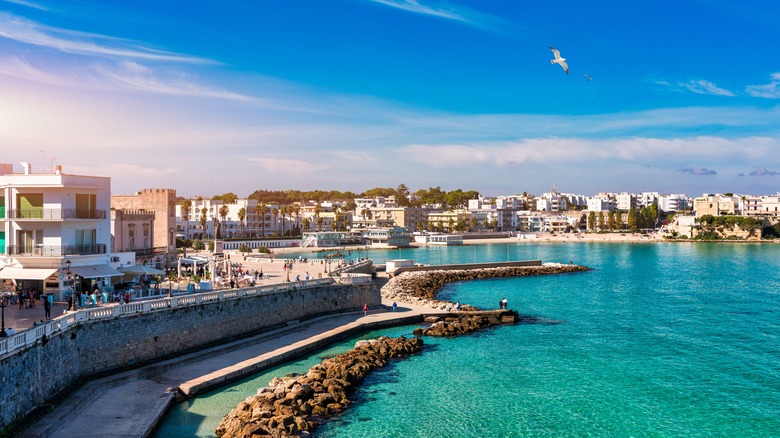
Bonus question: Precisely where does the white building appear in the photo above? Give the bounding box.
[0,162,122,300]
[587,196,616,212]
[616,192,636,211]
[658,194,690,212]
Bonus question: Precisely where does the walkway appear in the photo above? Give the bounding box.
[22,298,446,438]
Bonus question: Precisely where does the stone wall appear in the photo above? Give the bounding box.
[0,283,380,431]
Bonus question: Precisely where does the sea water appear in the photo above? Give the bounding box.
[156,243,780,437]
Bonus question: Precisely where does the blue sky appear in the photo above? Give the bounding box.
[2,0,780,198]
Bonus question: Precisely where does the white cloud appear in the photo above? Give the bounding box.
[248,158,329,176]
[679,79,735,96]
[4,0,49,11]
[0,57,254,101]
[745,73,780,98]
[367,0,512,33]
[0,12,212,64]
[401,136,778,168]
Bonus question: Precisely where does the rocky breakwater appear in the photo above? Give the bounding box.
[413,310,519,337]
[216,336,423,438]
[382,263,590,310]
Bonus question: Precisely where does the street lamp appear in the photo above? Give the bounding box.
[0,292,9,337]
[65,259,75,311]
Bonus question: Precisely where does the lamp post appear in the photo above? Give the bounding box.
[65,259,75,311]
[0,292,9,337]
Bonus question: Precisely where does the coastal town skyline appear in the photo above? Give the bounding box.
[2,1,780,197]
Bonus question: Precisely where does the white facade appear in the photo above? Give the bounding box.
[587,197,616,212]
[0,162,119,299]
[616,192,636,211]
[658,194,690,212]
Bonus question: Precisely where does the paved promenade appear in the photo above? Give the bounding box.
[22,295,445,438]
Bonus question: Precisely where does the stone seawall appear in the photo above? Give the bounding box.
[0,283,380,432]
[382,264,590,310]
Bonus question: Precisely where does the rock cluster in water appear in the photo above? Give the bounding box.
[382,264,589,310]
[413,310,519,337]
[215,336,423,438]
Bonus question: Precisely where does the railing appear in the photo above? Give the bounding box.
[331,259,373,275]
[5,209,107,220]
[0,277,338,357]
[334,273,373,284]
[6,244,108,256]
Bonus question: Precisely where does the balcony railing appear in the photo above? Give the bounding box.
[6,244,108,256]
[5,209,107,220]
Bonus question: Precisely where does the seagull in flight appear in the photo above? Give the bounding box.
[549,46,568,74]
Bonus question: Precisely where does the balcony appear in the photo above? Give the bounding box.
[5,209,107,220]
[6,244,108,256]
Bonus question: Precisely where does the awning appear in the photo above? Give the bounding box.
[0,267,58,280]
[69,265,123,279]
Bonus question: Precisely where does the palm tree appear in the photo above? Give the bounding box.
[219,205,229,238]
[302,217,311,232]
[280,205,288,237]
[259,203,269,237]
[199,208,208,238]
[334,207,343,231]
[180,200,192,239]
[292,204,301,235]
[314,203,322,231]
[237,207,246,238]
[316,215,324,232]
[272,207,279,236]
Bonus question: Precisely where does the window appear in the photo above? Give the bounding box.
[17,229,43,254]
[128,224,135,251]
[76,229,96,251]
[75,194,97,218]
[17,193,43,218]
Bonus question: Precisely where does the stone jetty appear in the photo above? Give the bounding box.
[382,263,590,310]
[413,310,519,337]
[215,336,423,438]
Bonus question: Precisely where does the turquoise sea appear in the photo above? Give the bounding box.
[156,243,780,437]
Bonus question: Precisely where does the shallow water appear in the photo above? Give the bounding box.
[156,243,780,437]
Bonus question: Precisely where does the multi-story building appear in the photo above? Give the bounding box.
[759,196,780,216]
[693,194,739,217]
[111,189,176,259]
[658,194,690,212]
[616,192,636,211]
[111,209,156,256]
[587,196,616,212]
[0,162,120,299]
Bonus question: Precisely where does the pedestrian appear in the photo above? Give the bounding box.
[43,295,51,318]
[305,272,310,281]
[501,297,508,310]
[455,301,461,311]
[392,301,397,312]
[363,303,368,316]
[18,290,25,309]
[67,295,73,311]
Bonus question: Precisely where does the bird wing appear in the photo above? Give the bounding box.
[559,60,569,74]
[549,46,561,59]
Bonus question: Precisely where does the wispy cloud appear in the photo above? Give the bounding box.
[4,0,49,11]
[679,168,717,175]
[248,157,329,176]
[367,0,510,32]
[679,79,735,96]
[0,12,212,64]
[745,73,780,98]
[0,57,254,101]
[749,167,780,176]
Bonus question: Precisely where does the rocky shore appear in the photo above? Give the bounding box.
[382,263,590,310]
[215,336,423,438]
[414,310,519,337]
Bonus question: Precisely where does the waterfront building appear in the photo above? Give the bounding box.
[427,210,472,232]
[616,192,637,211]
[413,232,463,245]
[759,196,780,216]
[0,162,121,300]
[587,196,616,212]
[301,232,342,248]
[111,189,176,262]
[111,209,156,257]
[363,227,413,248]
[658,194,690,212]
[693,194,739,217]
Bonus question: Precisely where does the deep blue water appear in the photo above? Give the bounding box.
[156,243,780,437]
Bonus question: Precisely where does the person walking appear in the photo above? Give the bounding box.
[392,301,397,312]
[363,303,368,316]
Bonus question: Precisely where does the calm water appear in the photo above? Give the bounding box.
[157,243,780,437]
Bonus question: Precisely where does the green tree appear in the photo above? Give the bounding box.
[219,204,229,238]
[272,207,279,236]
[627,207,638,231]
[598,212,606,231]
[588,211,596,232]
[199,208,208,238]
[396,184,410,206]
[237,207,246,238]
